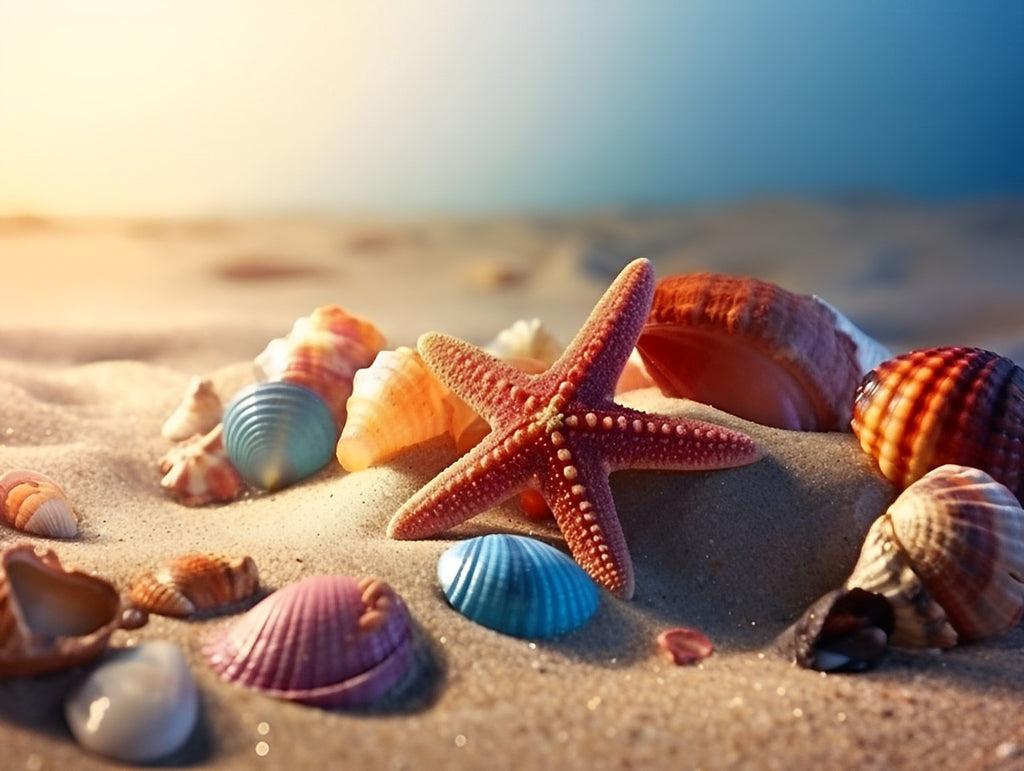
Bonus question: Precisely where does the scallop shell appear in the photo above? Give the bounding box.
[844,464,1024,647]
[255,304,385,430]
[0,544,147,677]
[0,469,78,538]
[222,381,339,491]
[203,574,413,708]
[437,534,600,639]
[851,346,1024,499]
[159,424,246,506]
[161,376,223,442]
[129,554,260,618]
[636,272,889,431]
[65,641,199,764]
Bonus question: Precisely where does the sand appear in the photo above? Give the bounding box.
[1,198,1022,770]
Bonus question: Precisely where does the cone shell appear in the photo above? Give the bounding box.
[0,469,78,538]
[255,305,385,430]
[845,464,1024,646]
[129,554,260,618]
[223,381,339,491]
[203,574,413,708]
[159,424,245,506]
[851,346,1024,499]
[0,544,147,677]
[636,272,888,431]
[437,534,600,639]
[161,376,223,442]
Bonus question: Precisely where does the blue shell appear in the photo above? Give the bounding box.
[437,534,599,639]
[222,382,338,491]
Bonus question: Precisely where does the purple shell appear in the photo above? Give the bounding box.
[203,574,413,708]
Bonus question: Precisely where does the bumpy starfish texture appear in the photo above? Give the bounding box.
[387,258,761,599]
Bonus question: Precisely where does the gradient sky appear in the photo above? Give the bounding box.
[1,1,1022,216]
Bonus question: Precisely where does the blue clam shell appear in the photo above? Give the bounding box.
[222,382,338,491]
[437,534,600,639]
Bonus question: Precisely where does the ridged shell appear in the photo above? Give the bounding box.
[0,544,147,677]
[161,376,223,442]
[0,469,78,538]
[851,346,1024,499]
[482,317,563,364]
[223,381,339,491]
[845,464,1024,646]
[203,575,413,708]
[159,424,246,506]
[437,534,600,639]
[129,554,260,618]
[255,305,385,430]
[636,272,889,431]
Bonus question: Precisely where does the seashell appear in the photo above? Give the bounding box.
[0,544,147,677]
[656,627,715,666]
[222,381,339,491]
[0,469,78,538]
[64,641,199,763]
[161,376,223,442]
[437,534,600,639]
[851,346,1024,499]
[482,317,563,364]
[255,304,385,429]
[203,574,413,708]
[636,272,889,431]
[159,424,246,506]
[129,553,260,618]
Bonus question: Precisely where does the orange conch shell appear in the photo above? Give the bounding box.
[129,553,260,618]
[161,376,223,442]
[159,424,245,506]
[636,272,889,431]
[851,346,1024,499]
[0,469,78,539]
[255,305,386,430]
[0,544,146,677]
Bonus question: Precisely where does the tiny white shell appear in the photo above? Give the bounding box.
[161,376,223,442]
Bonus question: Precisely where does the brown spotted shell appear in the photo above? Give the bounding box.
[0,469,78,539]
[851,346,1024,499]
[636,272,888,431]
[129,553,260,618]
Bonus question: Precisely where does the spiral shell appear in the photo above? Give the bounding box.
[844,464,1024,647]
[159,424,246,506]
[255,305,385,430]
[636,272,889,431]
[0,544,147,677]
[203,574,413,708]
[161,376,223,442]
[437,534,600,639]
[851,346,1024,499]
[223,381,339,491]
[129,553,260,618]
[0,469,78,538]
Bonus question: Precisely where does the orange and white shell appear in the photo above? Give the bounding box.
[161,376,223,442]
[844,464,1024,647]
[0,544,147,677]
[129,553,260,618]
[255,305,385,430]
[851,346,1024,500]
[636,272,890,431]
[159,424,245,507]
[0,469,78,538]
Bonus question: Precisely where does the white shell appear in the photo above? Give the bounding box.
[161,377,224,442]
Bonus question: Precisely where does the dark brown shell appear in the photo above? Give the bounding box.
[851,346,1024,499]
[129,553,260,618]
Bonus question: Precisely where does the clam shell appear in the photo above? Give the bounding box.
[223,381,339,491]
[161,376,223,442]
[129,553,260,618]
[203,575,413,708]
[0,469,78,538]
[437,534,600,639]
[0,544,147,677]
[255,305,385,429]
[159,424,246,506]
[636,272,887,431]
[65,641,199,764]
[851,346,1024,499]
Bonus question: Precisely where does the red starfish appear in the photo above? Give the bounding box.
[387,258,761,599]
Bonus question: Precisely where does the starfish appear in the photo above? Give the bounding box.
[387,258,761,599]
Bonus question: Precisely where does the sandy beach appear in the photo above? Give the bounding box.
[1,197,1022,770]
